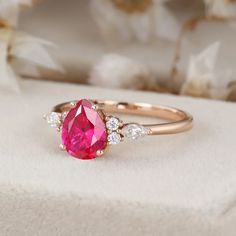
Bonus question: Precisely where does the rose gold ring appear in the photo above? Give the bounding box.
[44,99,193,160]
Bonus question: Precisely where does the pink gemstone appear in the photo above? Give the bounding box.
[62,99,107,160]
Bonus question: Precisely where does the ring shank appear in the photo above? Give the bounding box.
[53,100,193,135]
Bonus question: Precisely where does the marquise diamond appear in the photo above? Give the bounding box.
[122,123,150,140]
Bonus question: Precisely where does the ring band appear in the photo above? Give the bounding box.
[44,99,193,160]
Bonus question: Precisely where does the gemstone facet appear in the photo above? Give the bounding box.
[62,99,107,159]
[122,123,150,140]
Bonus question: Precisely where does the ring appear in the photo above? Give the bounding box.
[44,99,193,160]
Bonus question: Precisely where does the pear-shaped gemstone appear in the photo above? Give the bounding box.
[62,99,107,159]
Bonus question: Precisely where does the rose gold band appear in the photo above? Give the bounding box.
[53,100,193,135]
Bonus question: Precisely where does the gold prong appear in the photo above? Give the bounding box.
[92,104,99,111]
[119,121,124,128]
[107,129,112,134]
[59,144,66,151]
[117,129,123,134]
[70,102,76,107]
[105,116,110,122]
[57,126,62,132]
[96,150,104,157]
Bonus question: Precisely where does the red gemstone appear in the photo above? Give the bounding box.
[62,99,107,159]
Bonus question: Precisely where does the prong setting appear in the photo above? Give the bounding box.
[57,126,62,132]
[96,150,104,157]
[70,102,76,108]
[59,144,66,151]
[91,104,99,111]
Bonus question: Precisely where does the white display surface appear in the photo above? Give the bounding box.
[0,80,236,236]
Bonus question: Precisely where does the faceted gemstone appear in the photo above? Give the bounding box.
[107,132,121,145]
[62,99,107,159]
[106,116,120,131]
[45,112,61,128]
[122,123,150,140]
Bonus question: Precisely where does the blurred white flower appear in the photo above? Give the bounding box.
[0,0,34,26]
[89,54,154,90]
[204,0,236,17]
[90,0,179,45]
[181,41,231,99]
[0,25,63,91]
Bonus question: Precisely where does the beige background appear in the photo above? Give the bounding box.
[19,0,176,83]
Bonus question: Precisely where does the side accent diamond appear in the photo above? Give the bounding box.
[122,123,150,140]
[45,112,62,128]
[107,132,121,145]
[106,116,120,131]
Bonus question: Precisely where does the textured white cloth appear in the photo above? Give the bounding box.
[0,80,235,236]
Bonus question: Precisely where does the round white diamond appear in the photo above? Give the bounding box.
[106,117,120,131]
[45,112,61,128]
[122,123,150,140]
[107,132,121,145]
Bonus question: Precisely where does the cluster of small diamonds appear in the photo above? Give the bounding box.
[44,112,68,130]
[106,116,123,145]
